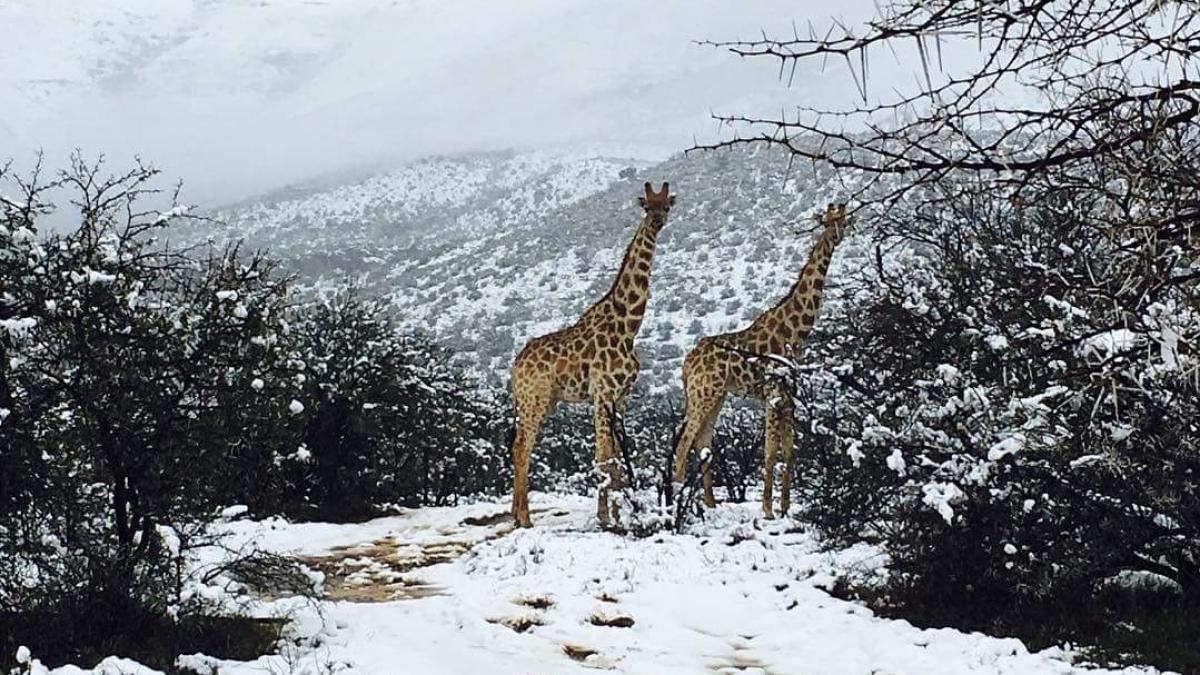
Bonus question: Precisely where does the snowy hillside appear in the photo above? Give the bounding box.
[198,146,866,389]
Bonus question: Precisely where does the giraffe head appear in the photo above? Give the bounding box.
[638,182,675,225]
[819,203,849,227]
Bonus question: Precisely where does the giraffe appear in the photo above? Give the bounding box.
[509,182,676,528]
[671,203,851,519]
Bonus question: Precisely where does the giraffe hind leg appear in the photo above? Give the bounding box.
[762,403,781,519]
[672,394,718,483]
[510,389,553,528]
[778,401,795,516]
[673,386,724,511]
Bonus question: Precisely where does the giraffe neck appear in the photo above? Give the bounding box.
[750,220,847,350]
[584,212,664,339]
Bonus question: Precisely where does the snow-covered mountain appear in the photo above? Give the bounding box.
[194,146,869,390]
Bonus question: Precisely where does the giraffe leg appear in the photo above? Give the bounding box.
[778,398,795,516]
[611,395,632,525]
[510,391,553,528]
[762,403,781,520]
[593,396,624,529]
[702,464,716,508]
[672,386,724,486]
[696,405,720,508]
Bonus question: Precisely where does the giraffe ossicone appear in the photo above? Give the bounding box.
[509,181,676,528]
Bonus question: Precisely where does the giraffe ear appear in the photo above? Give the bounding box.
[668,195,677,207]
[638,196,647,208]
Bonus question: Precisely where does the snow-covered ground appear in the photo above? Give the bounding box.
[21,495,1171,675]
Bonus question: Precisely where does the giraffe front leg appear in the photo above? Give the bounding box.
[778,400,796,516]
[672,414,703,486]
[593,398,622,530]
[696,407,719,508]
[762,404,781,520]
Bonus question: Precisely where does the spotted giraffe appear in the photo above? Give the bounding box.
[672,203,852,519]
[510,182,676,528]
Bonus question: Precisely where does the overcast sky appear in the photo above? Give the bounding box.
[1,0,959,206]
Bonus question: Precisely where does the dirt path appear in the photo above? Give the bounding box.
[301,508,567,602]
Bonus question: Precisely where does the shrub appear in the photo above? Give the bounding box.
[0,156,301,655]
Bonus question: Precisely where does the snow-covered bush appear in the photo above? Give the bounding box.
[795,141,1200,612]
[0,157,306,655]
[272,289,505,519]
[708,405,764,503]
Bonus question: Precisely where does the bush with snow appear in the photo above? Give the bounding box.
[792,152,1200,612]
[267,289,506,519]
[0,158,308,658]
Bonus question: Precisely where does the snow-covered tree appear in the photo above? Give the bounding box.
[0,156,301,646]
[277,289,504,518]
[794,133,1200,610]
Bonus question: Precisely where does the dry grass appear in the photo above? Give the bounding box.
[514,595,556,610]
[562,644,598,661]
[588,611,635,628]
[487,614,545,633]
[303,523,512,603]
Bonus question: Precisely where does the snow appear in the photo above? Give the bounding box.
[1159,326,1180,370]
[922,482,966,525]
[1080,330,1141,358]
[845,440,865,467]
[936,363,961,384]
[288,399,304,414]
[0,317,37,337]
[1070,454,1106,469]
[27,656,163,675]
[154,205,191,224]
[985,334,1010,351]
[219,505,249,520]
[28,494,1166,675]
[988,435,1026,461]
[69,268,117,284]
[1109,425,1133,442]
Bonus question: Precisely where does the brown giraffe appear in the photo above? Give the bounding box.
[672,203,851,519]
[510,182,676,528]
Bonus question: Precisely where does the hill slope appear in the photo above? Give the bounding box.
[199,146,869,389]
